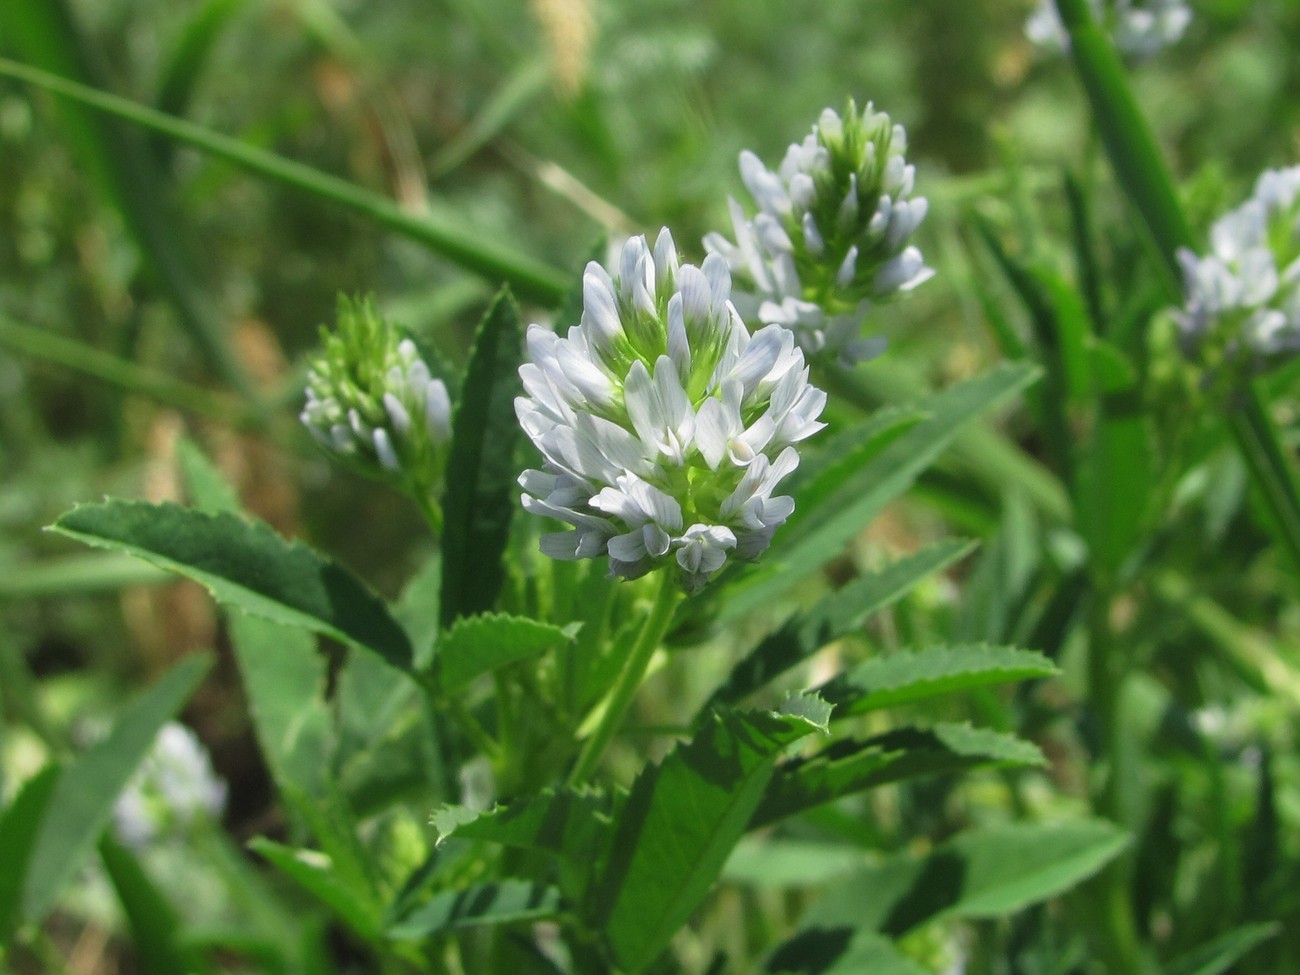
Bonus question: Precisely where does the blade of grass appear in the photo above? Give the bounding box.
[0,311,254,427]
[0,0,253,395]
[0,57,571,306]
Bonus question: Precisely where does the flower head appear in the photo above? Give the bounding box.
[1026,0,1191,61]
[516,229,827,591]
[1175,166,1300,374]
[704,100,932,365]
[301,296,453,496]
[113,723,227,849]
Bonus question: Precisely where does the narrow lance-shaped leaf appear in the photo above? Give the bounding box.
[592,694,831,973]
[705,540,975,713]
[248,837,383,942]
[816,644,1057,718]
[22,655,211,923]
[440,290,525,627]
[99,835,202,975]
[387,881,563,941]
[0,765,60,945]
[1164,923,1280,975]
[806,819,1130,937]
[751,724,1045,829]
[50,500,414,672]
[723,362,1039,621]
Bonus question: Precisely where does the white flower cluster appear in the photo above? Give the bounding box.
[517,229,827,591]
[1175,167,1300,371]
[113,722,227,849]
[301,297,453,492]
[1026,0,1191,60]
[705,101,932,366]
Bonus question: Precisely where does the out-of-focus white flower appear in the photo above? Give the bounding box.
[517,229,827,592]
[1026,0,1191,60]
[1175,166,1300,373]
[705,101,932,366]
[113,723,227,849]
[301,296,453,496]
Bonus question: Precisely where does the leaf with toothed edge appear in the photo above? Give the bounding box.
[49,500,413,671]
[592,693,830,972]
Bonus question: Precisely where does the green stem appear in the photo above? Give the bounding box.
[0,56,571,306]
[818,364,1071,522]
[1052,0,1193,296]
[419,674,500,764]
[566,573,680,785]
[1226,381,1300,576]
[1084,587,1147,975]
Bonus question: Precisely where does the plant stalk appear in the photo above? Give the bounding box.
[566,573,680,784]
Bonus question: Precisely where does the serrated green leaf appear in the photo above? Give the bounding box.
[751,724,1045,828]
[723,363,1038,621]
[593,705,826,972]
[437,613,573,693]
[441,291,524,626]
[22,655,211,923]
[1164,923,1280,975]
[707,541,975,711]
[387,881,562,940]
[808,819,1129,936]
[0,765,60,945]
[249,838,383,941]
[765,928,930,975]
[817,645,1057,718]
[51,500,413,671]
[434,787,617,901]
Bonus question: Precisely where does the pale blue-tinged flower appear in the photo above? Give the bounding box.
[1026,0,1191,60]
[113,723,227,849]
[705,100,932,366]
[1175,166,1300,373]
[301,296,453,497]
[516,229,827,591]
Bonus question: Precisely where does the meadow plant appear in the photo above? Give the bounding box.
[4,5,1300,972]
[516,229,825,591]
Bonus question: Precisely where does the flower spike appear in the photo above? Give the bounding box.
[1175,166,1300,376]
[706,100,932,365]
[516,229,827,592]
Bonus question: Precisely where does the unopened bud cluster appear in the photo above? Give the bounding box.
[1175,167,1300,375]
[516,229,826,592]
[302,296,453,496]
[705,100,931,365]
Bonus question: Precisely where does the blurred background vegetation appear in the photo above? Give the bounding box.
[3,0,1300,971]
